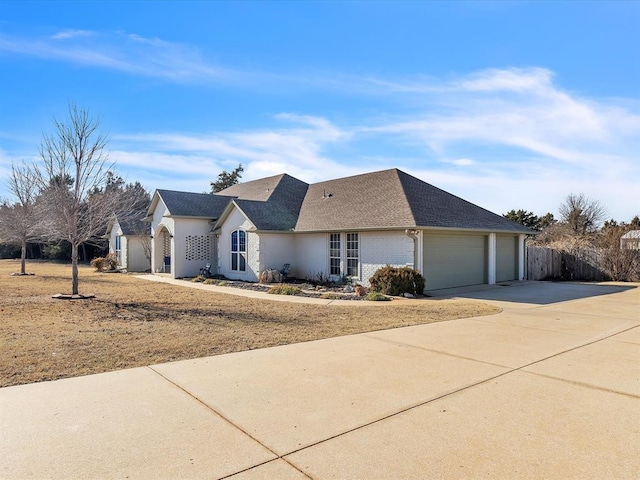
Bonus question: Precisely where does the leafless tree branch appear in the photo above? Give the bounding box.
[33,103,135,295]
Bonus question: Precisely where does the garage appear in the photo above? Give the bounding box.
[423,233,487,290]
[496,235,518,282]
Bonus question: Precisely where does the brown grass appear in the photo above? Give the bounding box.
[0,260,500,387]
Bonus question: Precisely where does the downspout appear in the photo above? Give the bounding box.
[404,229,420,270]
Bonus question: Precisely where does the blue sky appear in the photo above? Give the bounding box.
[0,1,638,221]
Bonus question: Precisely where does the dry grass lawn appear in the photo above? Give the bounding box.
[0,260,500,387]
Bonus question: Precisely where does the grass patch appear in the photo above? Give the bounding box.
[268,284,302,296]
[0,259,500,387]
[365,292,391,301]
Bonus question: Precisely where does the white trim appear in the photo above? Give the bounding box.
[231,229,247,272]
[488,233,496,284]
[518,234,526,280]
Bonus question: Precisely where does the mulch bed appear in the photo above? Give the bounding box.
[184,277,374,300]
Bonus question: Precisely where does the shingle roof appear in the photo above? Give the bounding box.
[219,174,309,230]
[153,169,532,234]
[295,169,532,233]
[295,169,415,231]
[621,230,640,239]
[397,170,532,232]
[157,189,230,218]
[217,174,294,201]
[116,211,150,236]
[234,199,300,231]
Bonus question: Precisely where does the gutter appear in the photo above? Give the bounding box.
[404,229,420,270]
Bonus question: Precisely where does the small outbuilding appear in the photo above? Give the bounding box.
[106,212,151,272]
[620,230,640,250]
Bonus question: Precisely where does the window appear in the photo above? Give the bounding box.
[329,233,341,275]
[346,233,359,277]
[329,232,360,278]
[115,236,122,265]
[231,230,246,272]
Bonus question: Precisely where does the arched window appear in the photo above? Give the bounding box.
[231,230,246,272]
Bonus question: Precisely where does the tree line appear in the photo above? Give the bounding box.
[504,194,640,281]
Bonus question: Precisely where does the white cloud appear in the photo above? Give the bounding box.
[107,67,639,218]
[441,158,476,167]
[0,31,231,82]
[111,114,361,191]
[1,62,637,219]
[458,67,554,93]
[50,29,95,40]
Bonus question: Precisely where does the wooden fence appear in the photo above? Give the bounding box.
[526,246,608,281]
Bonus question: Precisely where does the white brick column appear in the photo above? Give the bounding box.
[488,233,496,284]
[416,230,423,273]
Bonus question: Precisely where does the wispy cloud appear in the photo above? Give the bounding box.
[0,30,231,82]
[112,114,360,191]
[50,29,95,40]
[366,67,637,164]
[107,67,639,217]
[359,68,640,217]
[0,61,637,218]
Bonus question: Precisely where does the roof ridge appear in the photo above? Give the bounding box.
[308,167,401,186]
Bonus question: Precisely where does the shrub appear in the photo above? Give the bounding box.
[203,278,217,285]
[365,292,391,301]
[268,285,302,296]
[191,275,206,283]
[369,265,425,296]
[90,257,105,272]
[92,253,119,272]
[105,253,118,270]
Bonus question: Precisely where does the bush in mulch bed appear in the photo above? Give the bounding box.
[267,285,302,296]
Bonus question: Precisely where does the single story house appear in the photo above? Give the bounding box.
[145,168,533,291]
[106,212,152,272]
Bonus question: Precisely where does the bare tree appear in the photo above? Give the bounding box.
[34,103,134,295]
[599,224,640,281]
[0,163,40,274]
[558,193,606,235]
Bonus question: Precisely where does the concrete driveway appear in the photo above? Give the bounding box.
[1,282,638,479]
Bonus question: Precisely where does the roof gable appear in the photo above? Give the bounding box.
[106,211,150,237]
[156,189,230,218]
[216,174,309,231]
[217,174,294,201]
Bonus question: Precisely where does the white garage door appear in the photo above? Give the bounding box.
[423,233,487,290]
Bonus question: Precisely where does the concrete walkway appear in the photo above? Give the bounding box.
[1,282,638,479]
